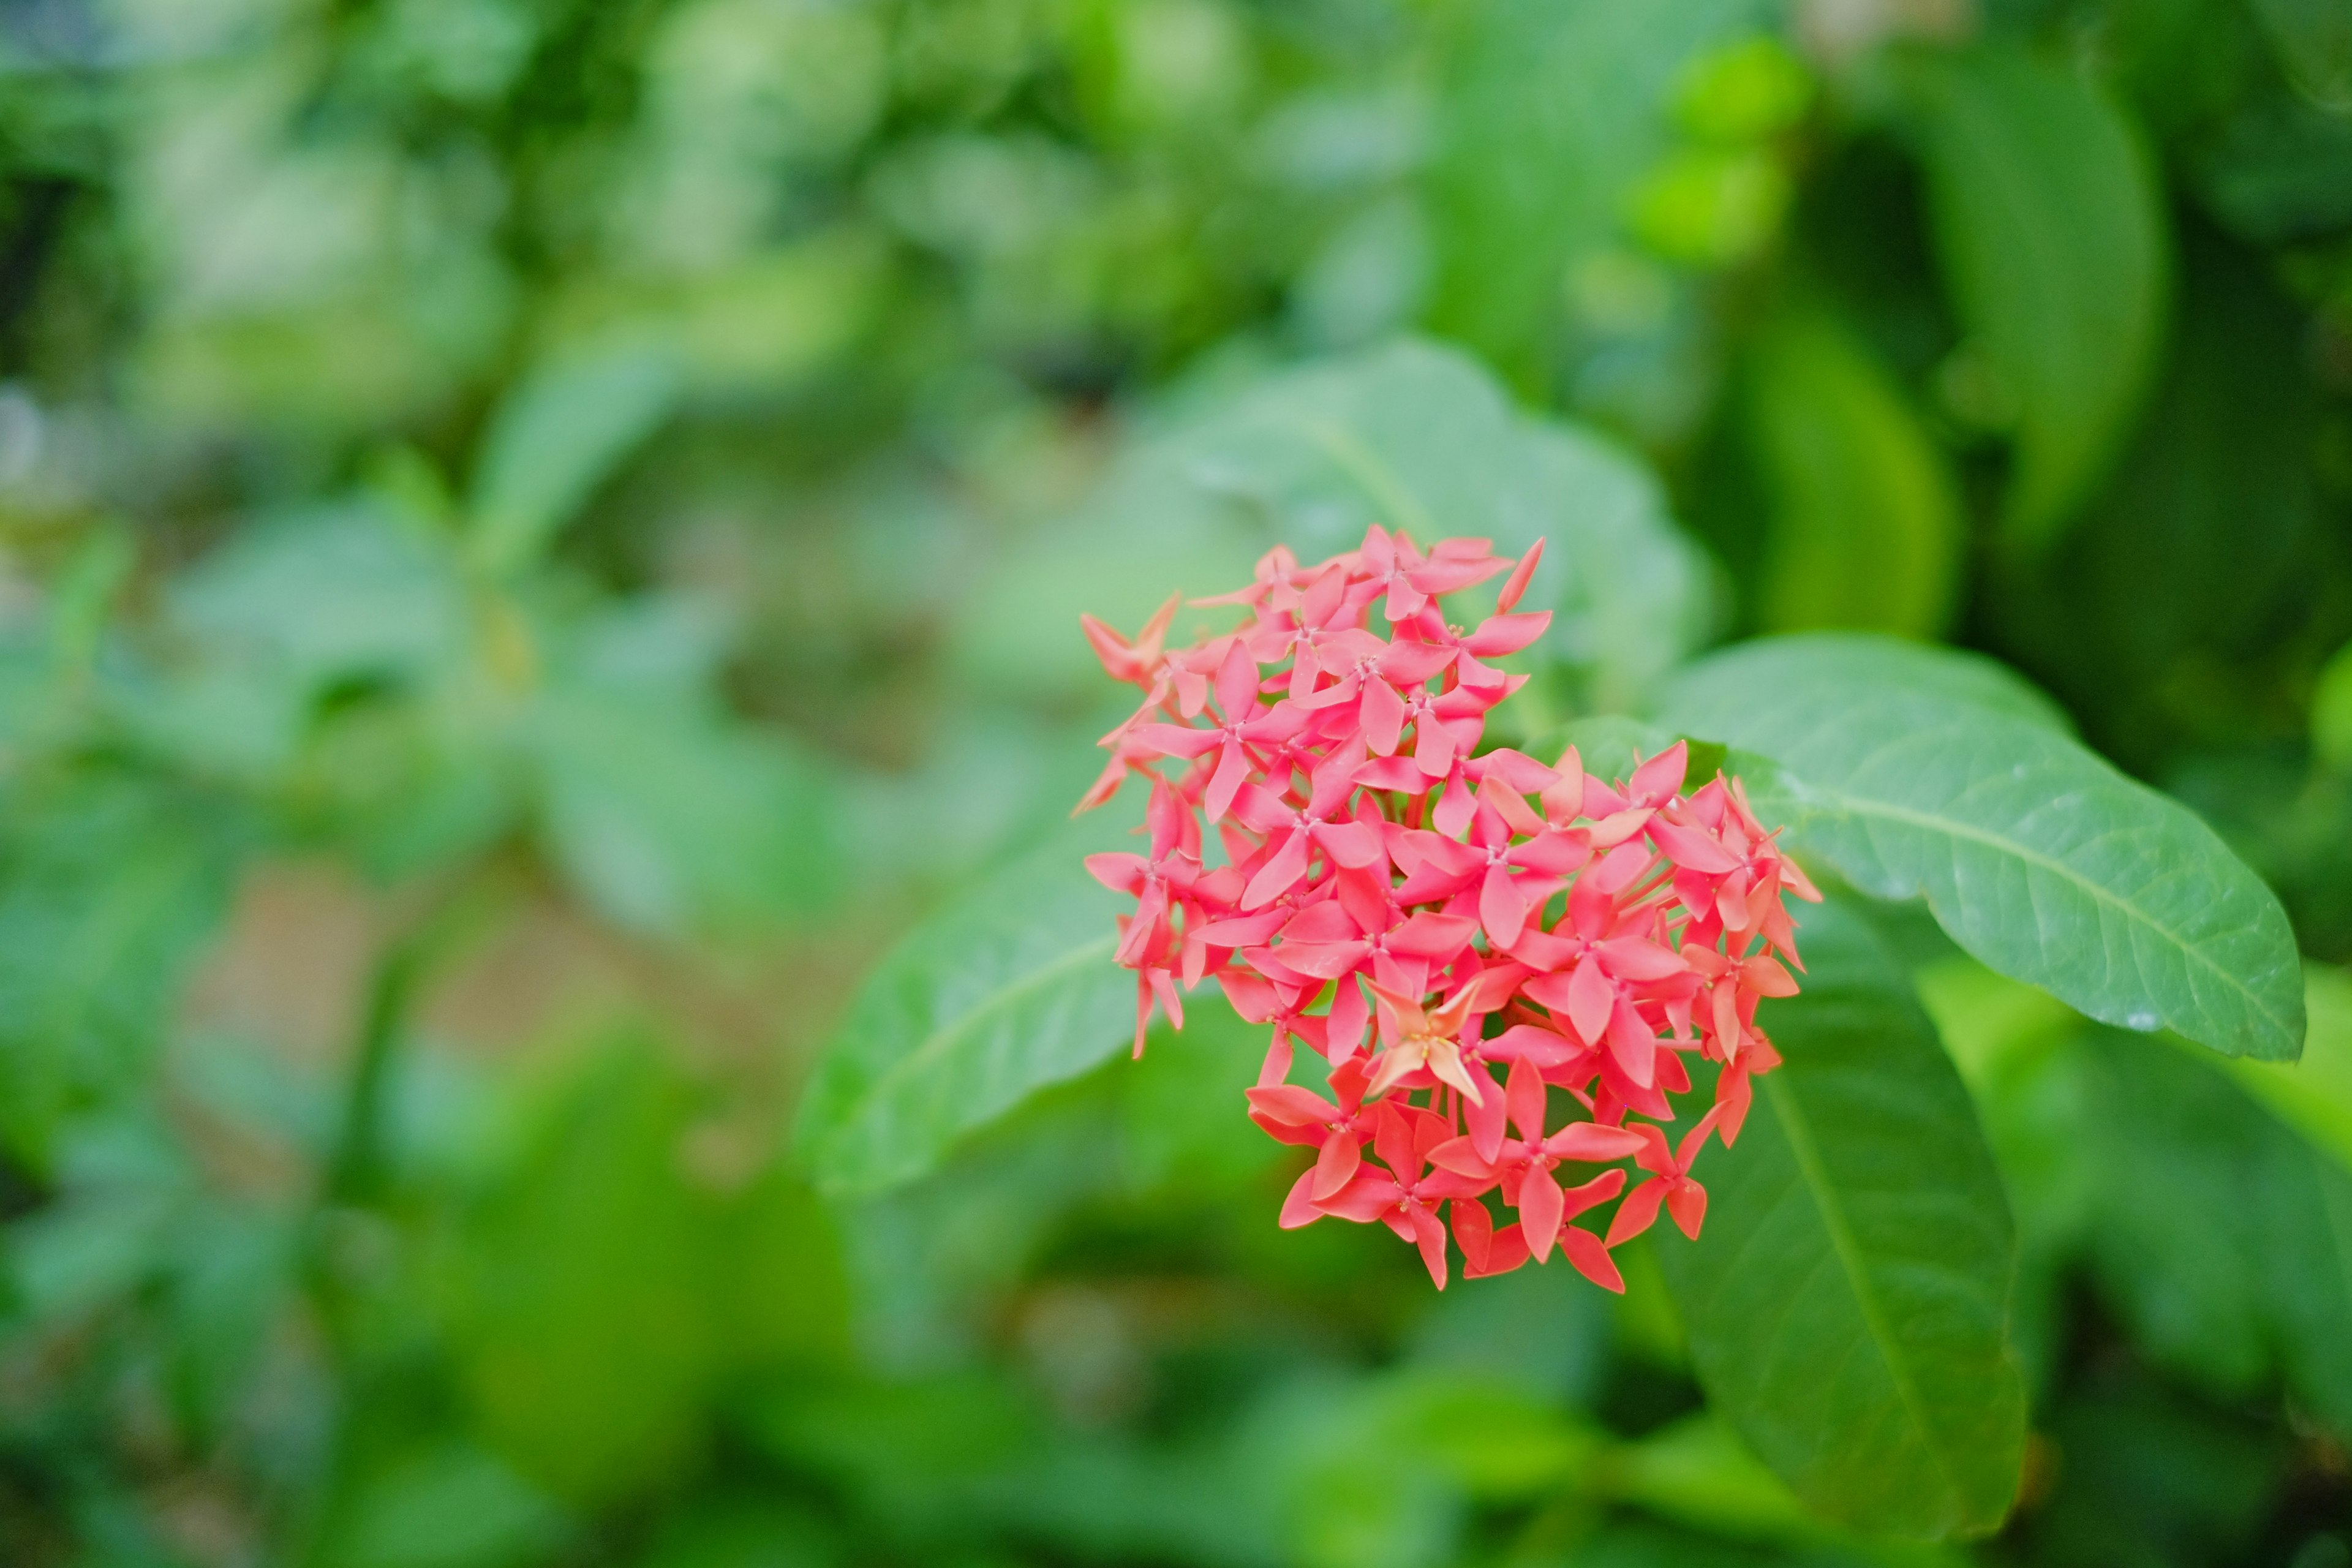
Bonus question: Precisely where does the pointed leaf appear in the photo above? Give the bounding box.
[1654,894,2026,1539]
[1898,44,2169,551]
[1656,635,2304,1061]
[1744,305,1962,639]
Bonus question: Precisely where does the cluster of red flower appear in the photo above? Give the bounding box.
[1079,529,1818,1289]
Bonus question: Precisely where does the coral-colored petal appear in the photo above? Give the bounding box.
[1561,1227,1625,1293]
[1667,1178,1708,1240]
[1605,1177,1667,1246]
[1518,1167,1564,1263]
[1311,1126,1364,1200]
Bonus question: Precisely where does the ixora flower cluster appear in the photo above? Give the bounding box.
[1077,528,1819,1291]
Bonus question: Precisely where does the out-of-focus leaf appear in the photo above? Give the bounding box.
[1656,635,2306,1061]
[2224,966,2352,1177]
[1422,0,1766,380]
[1654,894,2025,1539]
[2316,639,2352,771]
[2002,1028,2352,1438]
[0,777,242,1161]
[635,1498,841,1568]
[1898,44,2168,551]
[1121,993,1284,1193]
[1602,1416,1835,1548]
[1743,306,1961,639]
[441,1038,846,1504]
[1170,341,1712,711]
[2250,0,2352,109]
[334,1444,570,1568]
[468,344,679,578]
[794,815,1136,1196]
[442,1042,722,1504]
[168,503,469,692]
[2197,89,2352,242]
[968,340,1710,714]
[527,687,840,935]
[1978,230,2339,772]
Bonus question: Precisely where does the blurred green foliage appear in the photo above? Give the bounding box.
[0,0,2350,1564]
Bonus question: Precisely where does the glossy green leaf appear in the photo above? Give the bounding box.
[795,816,1137,1196]
[1656,635,2305,1061]
[469,344,679,578]
[1744,306,1962,639]
[1423,0,1767,380]
[1899,45,2168,551]
[1654,894,2024,1539]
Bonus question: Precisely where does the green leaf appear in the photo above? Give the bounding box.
[1654,634,2305,1061]
[1174,341,1713,712]
[1654,894,2026,1539]
[0,777,243,1162]
[1898,44,2169,551]
[1423,0,1768,381]
[527,687,840,936]
[2227,966,2352,1177]
[1743,305,1962,639]
[2007,1028,2352,1439]
[442,1036,844,1504]
[794,816,1139,1196]
[2316,639,2352,771]
[468,344,679,578]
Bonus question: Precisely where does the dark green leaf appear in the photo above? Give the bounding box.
[794,816,1137,1196]
[2250,0,2352,110]
[1656,635,2305,1061]
[1654,894,2026,1539]
[1742,305,1961,639]
[1898,45,2169,551]
[1423,0,1767,381]
[2000,1028,2352,1438]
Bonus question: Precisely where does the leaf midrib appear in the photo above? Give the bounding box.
[823,933,1121,1167]
[1787,770,2297,1057]
[1763,1071,1967,1525]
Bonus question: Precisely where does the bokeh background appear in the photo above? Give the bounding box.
[2,0,2351,1564]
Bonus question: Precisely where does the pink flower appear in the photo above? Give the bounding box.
[1075,527,1817,1290]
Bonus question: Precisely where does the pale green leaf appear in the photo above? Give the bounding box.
[1654,894,2026,1539]
[1899,45,2169,551]
[469,344,679,577]
[1744,306,1962,639]
[965,340,1711,715]
[1656,635,2305,1061]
